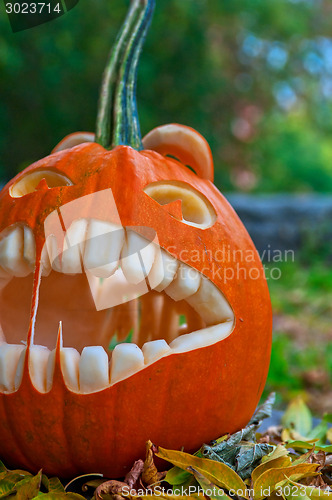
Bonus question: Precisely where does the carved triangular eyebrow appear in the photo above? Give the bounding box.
[160,199,183,221]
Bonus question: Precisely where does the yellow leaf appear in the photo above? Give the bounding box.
[213,435,229,445]
[282,430,318,443]
[252,456,292,485]
[188,467,231,500]
[143,441,164,486]
[262,445,290,463]
[282,428,293,442]
[327,427,332,443]
[281,398,312,438]
[253,463,319,500]
[284,477,332,499]
[165,466,191,486]
[292,448,315,465]
[155,446,248,499]
[276,472,321,489]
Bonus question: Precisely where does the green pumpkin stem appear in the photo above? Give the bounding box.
[95,0,155,150]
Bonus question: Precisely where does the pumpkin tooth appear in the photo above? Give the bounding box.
[47,347,80,392]
[14,349,25,390]
[23,226,36,270]
[170,322,234,353]
[79,346,109,393]
[0,226,34,277]
[46,234,62,273]
[147,249,178,292]
[46,219,87,275]
[41,243,52,276]
[164,262,201,301]
[61,219,88,274]
[110,343,144,384]
[142,339,171,365]
[34,346,52,392]
[86,267,148,310]
[83,220,124,278]
[0,343,25,392]
[29,345,51,393]
[15,345,51,393]
[121,230,156,284]
[186,276,234,326]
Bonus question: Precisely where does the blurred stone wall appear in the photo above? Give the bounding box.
[226,194,332,260]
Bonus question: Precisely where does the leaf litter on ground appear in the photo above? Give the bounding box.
[0,394,331,499]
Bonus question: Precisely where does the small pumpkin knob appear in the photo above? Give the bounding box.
[143,124,214,182]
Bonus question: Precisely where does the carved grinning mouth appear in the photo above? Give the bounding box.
[0,220,234,394]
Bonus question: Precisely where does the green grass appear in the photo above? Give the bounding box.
[264,260,332,412]
[268,259,332,315]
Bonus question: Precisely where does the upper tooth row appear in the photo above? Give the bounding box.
[0,321,234,394]
[0,222,234,326]
[0,221,165,282]
[39,219,156,282]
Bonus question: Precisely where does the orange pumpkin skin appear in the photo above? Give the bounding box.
[0,143,272,477]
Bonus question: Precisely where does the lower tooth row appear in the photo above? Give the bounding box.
[0,320,234,394]
[0,339,173,394]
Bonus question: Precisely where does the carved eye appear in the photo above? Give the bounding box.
[144,181,217,229]
[10,169,73,198]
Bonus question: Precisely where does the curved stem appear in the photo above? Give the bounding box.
[127,1,155,149]
[95,0,155,150]
[95,1,140,148]
[114,0,155,149]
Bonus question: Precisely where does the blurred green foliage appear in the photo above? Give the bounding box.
[1,0,332,191]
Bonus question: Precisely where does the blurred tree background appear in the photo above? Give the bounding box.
[1,0,332,191]
[1,0,332,413]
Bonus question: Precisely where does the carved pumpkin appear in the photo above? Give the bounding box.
[0,0,272,478]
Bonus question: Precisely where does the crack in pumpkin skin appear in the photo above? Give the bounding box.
[0,144,272,477]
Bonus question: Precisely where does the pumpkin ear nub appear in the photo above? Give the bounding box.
[142,123,214,182]
[52,132,95,154]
